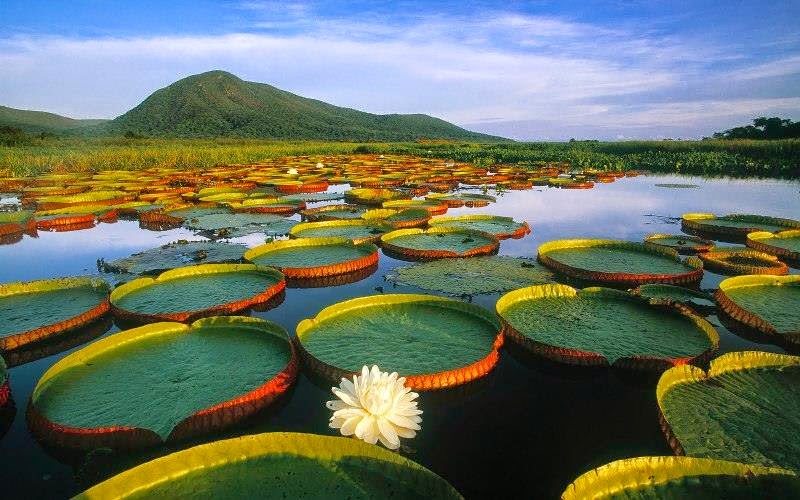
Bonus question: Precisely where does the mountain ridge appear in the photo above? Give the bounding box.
[1,70,506,141]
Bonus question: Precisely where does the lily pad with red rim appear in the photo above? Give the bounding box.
[244,237,379,280]
[296,294,503,390]
[496,284,718,370]
[428,214,531,239]
[381,227,499,261]
[28,316,298,450]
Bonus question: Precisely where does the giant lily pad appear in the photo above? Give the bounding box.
[644,233,714,254]
[102,241,247,275]
[698,248,789,275]
[0,277,110,351]
[301,204,368,222]
[682,213,800,240]
[657,351,800,470]
[714,275,799,346]
[345,188,409,206]
[289,219,392,244]
[496,284,718,370]
[428,215,531,240]
[28,317,298,449]
[184,213,296,238]
[280,192,344,203]
[747,230,800,265]
[381,227,499,261]
[362,208,431,229]
[387,256,555,295]
[244,237,379,279]
[383,199,448,215]
[562,456,800,499]
[296,294,503,390]
[76,432,461,499]
[111,264,285,323]
[538,239,703,287]
[426,193,496,208]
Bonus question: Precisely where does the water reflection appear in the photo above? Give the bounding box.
[0,173,797,498]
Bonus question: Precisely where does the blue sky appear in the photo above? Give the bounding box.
[2,0,799,140]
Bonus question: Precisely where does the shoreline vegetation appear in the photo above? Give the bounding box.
[1,137,798,179]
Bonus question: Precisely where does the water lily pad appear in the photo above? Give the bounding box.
[184,213,296,238]
[747,230,800,265]
[0,277,110,351]
[296,294,503,390]
[301,204,368,222]
[102,241,247,275]
[714,275,799,345]
[426,193,496,207]
[76,432,461,499]
[387,256,555,295]
[632,284,715,314]
[289,219,392,244]
[280,192,344,203]
[644,233,714,254]
[682,213,800,240]
[428,215,531,239]
[28,317,298,449]
[111,264,285,323]
[362,208,431,228]
[345,188,409,206]
[245,237,379,279]
[381,227,499,261]
[538,239,703,287]
[496,284,718,369]
[698,248,789,275]
[563,456,800,499]
[657,351,800,470]
[383,199,448,215]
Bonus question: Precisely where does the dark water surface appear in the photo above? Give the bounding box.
[1,174,798,499]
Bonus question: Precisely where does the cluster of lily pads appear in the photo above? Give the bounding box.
[1,155,798,498]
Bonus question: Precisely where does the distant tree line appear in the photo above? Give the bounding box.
[712,117,800,140]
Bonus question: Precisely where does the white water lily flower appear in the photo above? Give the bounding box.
[326,365,422,450]
[316,162,324,168]
[287,168,299,175]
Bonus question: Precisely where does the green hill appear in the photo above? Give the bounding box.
[108,70,503,141]
[0,105,107,134]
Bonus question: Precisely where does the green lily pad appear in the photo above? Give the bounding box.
[0,210,33,224]
[76,432,461,499]
[102,241,247,275]
[496,284,718,368]
[184,213,296,238]
[563,456,800,499]
[387,256,555,295]
[244,238,378,276]
[280,192,344,202]
[427,193,496,205]
[428,215,530,239]
[0,277,110,350]
[289,219,392,243]
[345,188,409,206]
[644,233,714,254]
[538,239,702,286]
[682,213,800,238]
[301,204,368,221]
[381,227,499,259]
[111,264,284,320]
[747,230,800,263]
[715,275,799,339]
[31,317,295,441]
[296,294,501,388]
[657,351,800,470]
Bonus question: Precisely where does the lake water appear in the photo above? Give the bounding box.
[1,173,798,498]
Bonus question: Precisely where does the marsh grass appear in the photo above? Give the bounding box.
[1,137,798,178]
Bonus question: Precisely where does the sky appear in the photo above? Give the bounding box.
[1,0,799,140]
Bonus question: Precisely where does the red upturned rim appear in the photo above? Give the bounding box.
[698,250,789,276]
[26,322,299,450]
[36,213,96,229]
[0,381,10,408]
[0,301,110,352]
[714,288,794,343]
[276,247,378,279]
